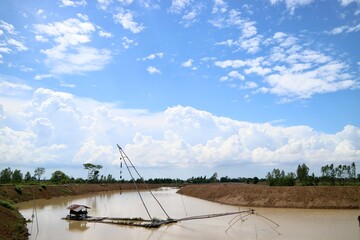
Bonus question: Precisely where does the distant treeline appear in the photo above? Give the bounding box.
[0,162,359,186]
[266,162,359,186]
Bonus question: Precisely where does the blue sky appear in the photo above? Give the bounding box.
[0,0,359,180]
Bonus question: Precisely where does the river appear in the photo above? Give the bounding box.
[18,187,360,240]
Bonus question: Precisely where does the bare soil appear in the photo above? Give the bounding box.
[177,183,360,209]
[0,204,28,240]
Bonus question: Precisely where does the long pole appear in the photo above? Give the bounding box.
[118,145,152,220]
[117,145,171,219]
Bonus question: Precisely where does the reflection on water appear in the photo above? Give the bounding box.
[18,187,360,240]
[68,221,90,232]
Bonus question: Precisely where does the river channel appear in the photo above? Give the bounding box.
[18,187,360,240]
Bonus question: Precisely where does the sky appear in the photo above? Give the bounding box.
[0,0,359,180]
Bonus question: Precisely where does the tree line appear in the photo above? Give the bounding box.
[1,162,359,186]
[266,162,359,186]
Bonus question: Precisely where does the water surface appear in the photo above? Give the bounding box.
[18,187,360,240]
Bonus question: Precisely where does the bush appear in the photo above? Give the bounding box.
[0,200,15,210]
[14,185,23,194]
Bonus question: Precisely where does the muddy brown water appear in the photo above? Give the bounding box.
[18,187,360,240]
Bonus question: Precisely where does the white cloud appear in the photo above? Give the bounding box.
[60,0,87,7]
[339,0,360,6]
[240,35,262,54]
[269,0,314,14]
[228,70,245,80]
[33,17,111,75]
[1,90,359,171]
[181,59,193,67]
[0,80,32,96]
[98,30,113,38]
[0,20,16,34]
[212,0,228,14]
[216,32,357,100]
[181,9,198,27]
[122,36,138,49]
[7,39,28,51]
[147,66,161,74]
[34,74,53,80]
[43,46,111,75]
[326,23,360,35]
[244,66,271,76]
[97,0,112,10]
[35,35,49,42]
[140,52,163,61]
[265,61,356,99]
[113,10,144,33]
[0,20,27,63]
[118,0,134,5]
[169,0,192,14]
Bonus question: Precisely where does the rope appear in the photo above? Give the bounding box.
[118,147,152,220]
[175,209,254,222]
[117,144,171,219]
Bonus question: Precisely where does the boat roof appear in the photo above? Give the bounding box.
[67,204,91,212]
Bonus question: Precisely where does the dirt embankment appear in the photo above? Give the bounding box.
[178,183,360,209]
[0,183,161,204]
[0,183,163,239]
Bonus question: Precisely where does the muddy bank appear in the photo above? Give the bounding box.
[0,183,162,204]
[0,203,29,240]
[178,183,360,209]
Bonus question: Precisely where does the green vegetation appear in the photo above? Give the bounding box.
[83,163,103,182]
[0,162,358,187]
[14,185,23,194]
[266,162,359,186]
[0,200,15,210]
[34,167,45,182]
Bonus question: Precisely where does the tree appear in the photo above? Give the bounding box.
[297,164,309,185]
[34,167,45,182]
[12,169,23,183]
[210,172,218,183]
[83,163,102,182]
[50,170,69,184]
[253,176,259,184]
[0,167,12,184]
[350,162,356,180]
[24,171,32,182]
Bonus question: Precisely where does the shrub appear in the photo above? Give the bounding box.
[14,185,23,194]
[0,200,15,210]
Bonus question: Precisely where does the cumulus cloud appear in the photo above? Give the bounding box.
[0,90,359,171]
[122,36,138,49]
[113,10,144,33]
[181,59,193,67]
[33,17,111,75]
